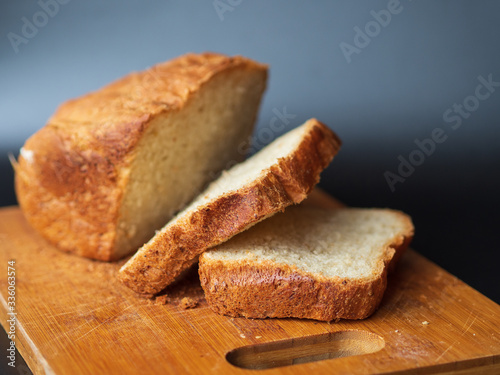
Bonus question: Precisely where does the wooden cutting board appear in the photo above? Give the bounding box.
[0,190,499,375]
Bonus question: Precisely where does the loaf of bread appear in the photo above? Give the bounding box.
[118,119,341,295]
[14,53,267,261]
[199,205,414,321]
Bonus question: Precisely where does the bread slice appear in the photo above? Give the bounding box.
[14,52,267,261]
[199,205,414,321]
[118,119,341,295]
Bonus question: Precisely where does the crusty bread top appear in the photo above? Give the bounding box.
[201,206,414,281]
[118,119,341,294]
[46,52,268,160]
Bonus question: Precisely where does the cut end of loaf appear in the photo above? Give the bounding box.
[199,206,414,321]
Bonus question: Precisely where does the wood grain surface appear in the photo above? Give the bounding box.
[0,190,499,375]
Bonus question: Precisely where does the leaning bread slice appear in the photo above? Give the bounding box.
[199,205,414,321]
[118,119,341,295]
[14,52,267,261]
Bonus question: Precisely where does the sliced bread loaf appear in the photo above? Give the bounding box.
[118,119,341,295]
[14,52,267,261]
[199,205,414,321]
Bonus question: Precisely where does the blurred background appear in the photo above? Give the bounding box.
[1,0,499,356]
[1,1,499,372]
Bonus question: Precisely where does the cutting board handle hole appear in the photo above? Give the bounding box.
[226,330,385,370]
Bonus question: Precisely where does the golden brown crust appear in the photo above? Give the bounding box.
[118,119,341,295]
[198,219,413,321]
[14,53,267,261]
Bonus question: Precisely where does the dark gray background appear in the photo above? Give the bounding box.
[1,1,499,373]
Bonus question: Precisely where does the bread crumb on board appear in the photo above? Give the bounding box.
[149,294,201,309]
[154,295,170,305]
[147,265,206,309]
[422,321,430,325]
[179,297,198,309]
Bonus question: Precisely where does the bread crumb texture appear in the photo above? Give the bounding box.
[204,206,413,279]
